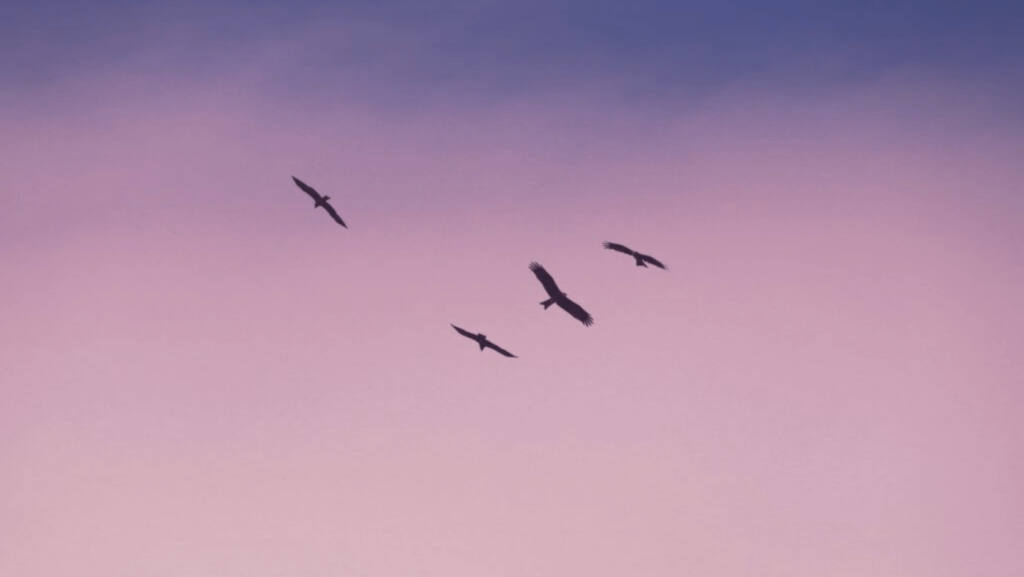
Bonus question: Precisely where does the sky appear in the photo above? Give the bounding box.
[2,1,1023,575]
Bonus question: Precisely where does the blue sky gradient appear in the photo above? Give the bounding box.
[5,0,1023,109]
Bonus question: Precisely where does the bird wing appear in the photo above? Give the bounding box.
[603,242,634,255]
[483,340,517,358]
[638,253,667,269]
[292,176,322,201]
[321,202,348,228]
[451,324,477,340]
[529,262,562,298]
[557,297,594,326]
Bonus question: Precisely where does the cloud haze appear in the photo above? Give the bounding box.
[3,1,1023,576]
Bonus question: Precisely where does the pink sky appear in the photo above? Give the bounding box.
[2,63,1023,576]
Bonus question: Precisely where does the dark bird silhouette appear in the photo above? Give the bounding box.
[603,242,667,269]
[451,324,517,357]
[292,176,347,228]
[529,262,594,326]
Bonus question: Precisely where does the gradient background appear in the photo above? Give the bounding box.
[3,1,1023,575]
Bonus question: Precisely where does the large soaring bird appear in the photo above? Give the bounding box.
[451,324,517,358]
[292,176,347,228]
[529,262,594,326]
[602,242,667,269]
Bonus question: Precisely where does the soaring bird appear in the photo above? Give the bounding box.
[529,262,594,326]
[292,176,347,228]
[451,324,517,358]
[602,242,667,269]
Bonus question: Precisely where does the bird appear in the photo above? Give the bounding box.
[529,262,594,326]
[602,242,667,269]
[451,324,517,357]
[291,176,347,228]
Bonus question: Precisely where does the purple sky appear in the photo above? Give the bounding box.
[3,2,1023,575]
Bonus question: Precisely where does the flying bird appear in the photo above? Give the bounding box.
[602,242,667,269]
[292,176,347,228]
[529,262,594,326]
[451,324,517,358]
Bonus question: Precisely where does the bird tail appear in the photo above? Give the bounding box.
[540,298,556,309]
[479,343,486,351]
[635,256,647,267]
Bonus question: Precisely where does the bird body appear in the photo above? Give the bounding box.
[602,242,666,269]
[292,176,348,228]
[529,262,594,326]
[451,324,517,357]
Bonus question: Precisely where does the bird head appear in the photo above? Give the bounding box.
[478,334,486,340]
[322,195,331,201]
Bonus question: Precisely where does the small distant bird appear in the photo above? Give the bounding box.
[292,176,347,228]
[451,324,517,357]
[529,262,594,326]
[602,242,667,269]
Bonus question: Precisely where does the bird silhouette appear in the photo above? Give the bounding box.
[451,324,517,357]
[602,242,667,269]
[529,262,594,326]
[292,176,347,228]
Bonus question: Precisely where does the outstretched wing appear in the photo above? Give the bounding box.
[638,253,667,270]
[603,242,634,256]
[451,324,477,340]
[292,176,322,201]
[321,201,348,228]
[557,297,594,326]
[529,262,562,299]
[483,340,517,358]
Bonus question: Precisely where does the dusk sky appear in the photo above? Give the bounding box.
[3,1,1023,575]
